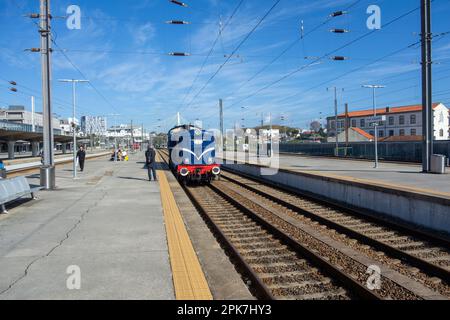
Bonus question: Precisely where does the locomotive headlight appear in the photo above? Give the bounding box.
[180,168,190,177]
[212,166,221,175]
[207,157,213,164]
[183,158,190,164]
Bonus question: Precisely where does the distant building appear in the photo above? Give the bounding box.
[327,103,449,141]
[0,105,60,130]
[106,124,149,142]
[59,119,73,136]
[81,116,107,136]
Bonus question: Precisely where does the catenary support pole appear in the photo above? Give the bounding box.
[421,0,433,172]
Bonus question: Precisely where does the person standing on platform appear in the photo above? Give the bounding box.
[145,146,157,181]
[76,146,86,172]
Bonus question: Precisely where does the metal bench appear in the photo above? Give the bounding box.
[0,176,42,214]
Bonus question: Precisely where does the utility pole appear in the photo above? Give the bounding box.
[31,96,35,132]
[219,99,224,150]
[421,0,433,173]
[141,124,144,151]
[327,87,341,156]
[345,103,349,148]
[58,79,89,179]
[130,120,134,151]
[39,0,55,189]
[362,85,386,169]
[269,112,273,157]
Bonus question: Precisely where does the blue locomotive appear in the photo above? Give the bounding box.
[167,125,220,183]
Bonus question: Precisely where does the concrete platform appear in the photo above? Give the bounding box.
[277,153,450,196]
[0,153,174,300]
[221,152,450,236]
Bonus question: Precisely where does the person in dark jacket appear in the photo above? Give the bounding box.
[145,146,157,181]
[76,146,86,172]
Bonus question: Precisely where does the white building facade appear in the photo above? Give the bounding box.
[106,124,149,142]
[327,103,449,141]
[81,116,107,136]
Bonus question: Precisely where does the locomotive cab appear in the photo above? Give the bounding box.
[167,125,220,184]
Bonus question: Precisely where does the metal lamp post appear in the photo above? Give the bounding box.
[58,79,89,179]
[362,85,386,169]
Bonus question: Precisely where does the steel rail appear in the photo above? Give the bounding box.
[207,182,382,300]
[158,149,381,300]
[220,172,450,282]
[157,150,274,299]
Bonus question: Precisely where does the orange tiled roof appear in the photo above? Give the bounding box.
[351,127,374,140]
[338,103,442,118]
[379,135,423,142]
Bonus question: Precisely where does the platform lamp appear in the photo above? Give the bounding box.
[58,79,89,179]
[362,84,386,169]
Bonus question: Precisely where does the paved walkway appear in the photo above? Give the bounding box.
[0,153,174,300]
[277,154,450,196]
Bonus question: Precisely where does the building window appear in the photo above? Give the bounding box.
[399,129,405,136]
[389,130,394,137]
[411,129,417,136]
[410,114,416,125]
[388,116,394,126]
[379,130,384,137]
[330,121,336,130]
[440,129,444,137]
[351,119,356,128]
[369,131,375,137]
[360,119,365,127]
[399,115,405,125]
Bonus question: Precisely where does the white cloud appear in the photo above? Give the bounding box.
[132,22,155,46]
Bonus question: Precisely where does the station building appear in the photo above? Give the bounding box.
[0,105,61,130]
[327,103,449,141]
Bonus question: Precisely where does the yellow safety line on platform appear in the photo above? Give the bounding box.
[156,160,213,300]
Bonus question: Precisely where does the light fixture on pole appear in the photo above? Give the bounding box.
[327,87,343,157]
[58,79,89,179]
[362,84,386,169]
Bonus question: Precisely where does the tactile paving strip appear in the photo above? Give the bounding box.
[156,160,213,300]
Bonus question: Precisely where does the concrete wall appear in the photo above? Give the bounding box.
[223,162,450,235]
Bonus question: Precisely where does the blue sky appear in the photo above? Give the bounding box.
[1,0,449,132]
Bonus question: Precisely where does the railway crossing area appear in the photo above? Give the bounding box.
[0,151,449,301]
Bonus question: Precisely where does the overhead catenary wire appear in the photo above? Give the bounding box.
[227,4,424,112]
[0,76,94,114]
[51,38,121,115]
[225,0,364,100]
[179,0,245,108]
[271,40,421,108]
[184,0,282,111]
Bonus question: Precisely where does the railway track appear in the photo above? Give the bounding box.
[5,152,110,178]
[158,150,449,300]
